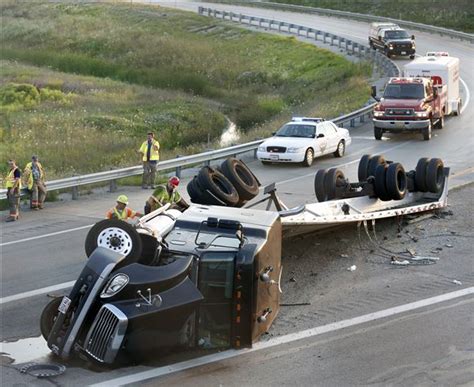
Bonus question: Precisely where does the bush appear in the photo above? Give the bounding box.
[0,83,40,111]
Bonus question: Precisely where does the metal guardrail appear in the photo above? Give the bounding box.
[242,1,474,43]
[0,6,392,201]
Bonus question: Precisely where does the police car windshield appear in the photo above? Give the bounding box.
[383,84,424,99]
[275,124,315,138]
[385,30,410,39]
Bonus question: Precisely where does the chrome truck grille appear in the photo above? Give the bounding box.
[84,304,127,363]
[385,108,414,116]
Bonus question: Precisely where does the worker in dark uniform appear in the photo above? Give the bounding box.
[144,176,189,214]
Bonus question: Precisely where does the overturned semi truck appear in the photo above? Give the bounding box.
[41,155,449,365]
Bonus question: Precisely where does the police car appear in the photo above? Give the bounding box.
[256,117,351,167]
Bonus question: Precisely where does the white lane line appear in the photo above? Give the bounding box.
[0,281,75,305]
[91,287,474,387]
[0,224,93,247]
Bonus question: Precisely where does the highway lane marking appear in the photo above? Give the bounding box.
[91,286,474,387]
[0,281,75,305]
[0,224,94,247]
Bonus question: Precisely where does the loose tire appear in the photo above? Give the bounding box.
[358,154,372,182]
[303,148,314,167]
[422,121,432,141]
[198,167,239,206]
[415,157,430,192]
[426,158,444,193]
[367,155,386,178]
[374,127,383,140]
[386,162,407,200]
[333,140,345,158]
[374,164,391,201]
[220,158,259,201]
[85,219,143,259]
[324,168,345,200]
[314,169,328,202]
[40,297,62,340]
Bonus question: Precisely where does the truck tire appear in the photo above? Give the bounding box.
[314,169,328,202]
[422,122,432,141]
[409,55,415,60]
[358,154,372,182]
[453,100,462,116]
[374,164,391,201]
[302,148,314,167]
[374,127,383,140]
[415,157,430,192]
[435,113,444,129]
[220,158,259,201]
[198,166,239,206]
[187,176,204,203]
[40,297,62,340]
[333,140,345,158]
[426,158,444,194]
[367,155,386,179]
[324,168,345,200]
[386,162,407,200]
[85,219,143,259]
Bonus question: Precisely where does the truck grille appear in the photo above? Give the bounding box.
[267,146,287,153]
[385,108,414,116]
[84,304,127,363]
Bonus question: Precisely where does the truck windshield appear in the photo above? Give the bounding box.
[275,124,315,138]
[385,30,410,39]
[383,84,425,99]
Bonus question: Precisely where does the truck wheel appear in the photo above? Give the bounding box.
[358,154,372,182]
[187,176,205,203]
[302,148,314,167]
[422,122,432,141]
[409,55,415,60]
[435,113,444,129]
[453,101,462,116]
[220,158,259,200]
[198,166,239,206]
[333,140,345,158]
[374,127,383,140]
[415,157,430,192]
[40,297,62,340]
[386,163,407,200]
[314,169,328,202]
[368,155,386,178]
[324,168,345,200]
[426,158,444,193]
[85,219,143,259]
[374,164,391,201]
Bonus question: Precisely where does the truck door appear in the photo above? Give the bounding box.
[197,252,235,348]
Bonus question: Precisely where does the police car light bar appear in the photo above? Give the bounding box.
[291,117,324,123]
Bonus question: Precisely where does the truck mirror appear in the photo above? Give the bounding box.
[374,96,381,102]
[411,35,415,40]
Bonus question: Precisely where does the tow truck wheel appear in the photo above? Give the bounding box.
[220,158,259,200]
[358,154,372,182]
[324,168,345,200]
[374,127,383,140]
[367,155,386,179]
[415,157,430,192]
[426,158,444,193]
[40,297,62,340]
[314,169,328,202]
[303,148,314,167]
[386,163,407,200]
[85,219,143,259]
[422,122,432,141]
[374,164,391,201]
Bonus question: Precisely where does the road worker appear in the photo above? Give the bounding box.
[138,132,160,189]
[144,176,189,214]
[106,195,142,220]
[24,155,47,210]
[5,159,22,222]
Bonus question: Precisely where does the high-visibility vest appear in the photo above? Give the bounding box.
[153,185,181,205]
[24,162,45,190]
[139,139,160,162]
[5,167,22,189]
[106,207,136,220]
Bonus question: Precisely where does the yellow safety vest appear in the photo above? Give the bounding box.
[139,139,160,162]
[5,167,22,189]
[24,161,45,190]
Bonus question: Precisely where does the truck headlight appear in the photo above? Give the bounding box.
[411,42,416,49]
[388,44,394,50]
[415,111,428,118]
[101,274,129,298]
[258,146,266,152]
[287,147,303,153]
[373,111,384,117]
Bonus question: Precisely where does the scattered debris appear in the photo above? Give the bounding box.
[347,265,357,272]
[436,247,443,251]
[405,213,434,225]
[340,254,349,258]
[19,363,66,378]
[406,248,416,257]
[391,259,410,266]
[280,302,311,306]
[445,243,453,248]
[452,280,462,286]
[411,236,419,243]
[289,277,297,283]
[309,271,318,277]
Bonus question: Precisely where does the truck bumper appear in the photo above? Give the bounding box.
[388,48,415,56]
[373,119,430,131]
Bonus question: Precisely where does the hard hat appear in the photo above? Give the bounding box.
[116,195,128,205]
[169,176,180,187]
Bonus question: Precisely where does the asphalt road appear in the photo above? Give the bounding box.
[1,2,473,386]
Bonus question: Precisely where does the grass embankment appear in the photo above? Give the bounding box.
[271,0,473,33]
[1,2,371,178]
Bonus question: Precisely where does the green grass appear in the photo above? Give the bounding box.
[270,0,473,33]
[1,1,371,178]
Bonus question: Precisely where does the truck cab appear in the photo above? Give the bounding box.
[369,23,415,59]
[373,77,447,141]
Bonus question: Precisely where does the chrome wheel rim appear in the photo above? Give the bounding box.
[97,227,133,255]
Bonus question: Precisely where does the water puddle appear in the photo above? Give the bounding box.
[1,336,51,364]
[220,119,240,147]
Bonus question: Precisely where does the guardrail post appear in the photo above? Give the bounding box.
[278,22,282,32]
[175,155,182,178]
[109,168,117,193]
[350,118,355,127]
[72,185,79,200]
[198,6,203,15]
[330,34,335,46]
[239,13,243,23]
